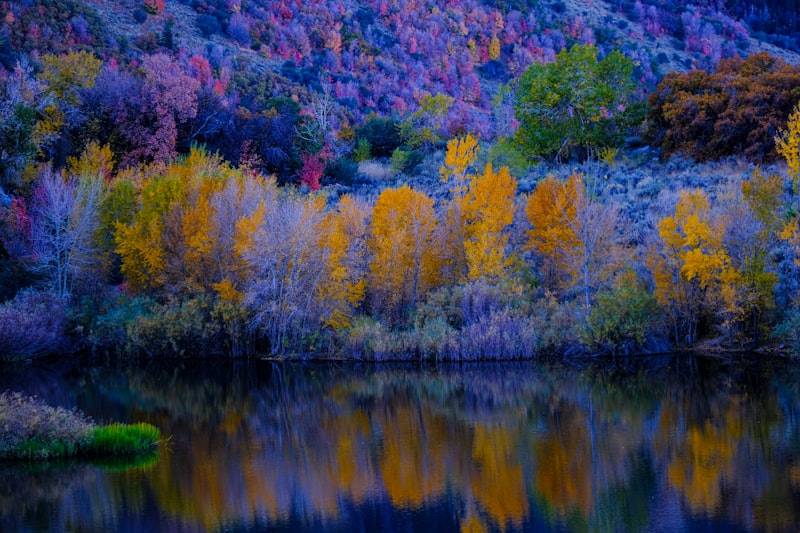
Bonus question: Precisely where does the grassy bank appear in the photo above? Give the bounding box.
[0,392,160,460]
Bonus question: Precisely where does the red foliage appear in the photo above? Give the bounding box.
[299,153,325,191]
[143,0,166,15]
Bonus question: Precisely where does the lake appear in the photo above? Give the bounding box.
[1,355,799,532]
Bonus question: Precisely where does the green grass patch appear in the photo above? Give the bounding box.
[85,423,161,457]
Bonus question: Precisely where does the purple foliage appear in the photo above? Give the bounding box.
[0,290,69,360]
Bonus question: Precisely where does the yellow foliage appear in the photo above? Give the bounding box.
[440,134,480,194]
[488,35,501,60]
[651,188,731,343]
[368,185,441,319]
[463,163,517,281]
[775,104,800,189]
[317,195,368,331]
[67,142,115,179]
[525,175,580,291]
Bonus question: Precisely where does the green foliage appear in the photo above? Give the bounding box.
[487,138,529,175]
[325,157,359,185]
[514,44,645,161]
[582,273,662,356]
[86,423,160,456]
[353,138,372,162]
[0,391,159,460]
[123,295,223,357]
[354,114,401,158]
[390,148,410,173]
[398,93,454,151]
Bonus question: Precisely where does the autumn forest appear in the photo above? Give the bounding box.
[4,0,800,360]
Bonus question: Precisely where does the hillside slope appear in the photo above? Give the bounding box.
[5,0,799,136]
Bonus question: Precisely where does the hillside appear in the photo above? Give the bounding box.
[4,0,800,140]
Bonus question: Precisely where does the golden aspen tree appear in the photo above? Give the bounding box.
[525,175,580,292]
[775,104,800,190]
[526,174,620,314]
[488,35,501,60]
[463,163,517,281]
[776,106,800,276]
[649,189,731,344]
[316,195,369,331]
[115,172,184,292]
[717,171,781,343]
[368,185,441,323]
[439,134,480,283]
[67,142,115,180]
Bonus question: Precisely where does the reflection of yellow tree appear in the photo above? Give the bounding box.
[534,407,594,517]
[662,400,741,515]
[379,404,449,507]
[470,424,528,528]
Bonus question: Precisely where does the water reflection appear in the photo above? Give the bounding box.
[2,356,800,532]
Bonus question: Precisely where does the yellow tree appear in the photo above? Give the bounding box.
[36,51,102,157]
[526,173,620,314]
[316,195,369,331]
[368,185,441,322]
[716,171,781,343]
[525,175,580,292]
[114,171,184,292]
[463,163,517,281]
[649,189,731,345]
[775,103,800,190]
[438,134,480,284]
[776,106,800,284]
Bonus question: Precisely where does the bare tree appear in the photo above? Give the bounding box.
[31,169,106,297]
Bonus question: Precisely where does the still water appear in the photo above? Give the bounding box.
[1,355,800,532]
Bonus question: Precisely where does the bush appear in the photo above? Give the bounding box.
[775,309,800,356]
[133,9,148,23]
[354,115,401,158]
[353,138,372,162]
[582,274,665,356]
[196,14,221,37]
[0,392,92,459]
[124,295,223,357]
[456,309,543,360]
[324,157,359,185]
[0,290,69,360]
[390,148,410,174]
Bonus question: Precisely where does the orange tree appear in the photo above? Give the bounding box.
[648,52,800,162]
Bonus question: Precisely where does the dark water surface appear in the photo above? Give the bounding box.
[1,355,800,532]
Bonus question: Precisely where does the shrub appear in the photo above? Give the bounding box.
[0,392,92,459]
[775,309,800,356]
[196,14,221,37]
[0,290,69,360]
[582,273,664,356]
[324,157,359,185]
[124,296,223,357]
[142,0,165,15]
[354,115,401,158]
[456,309,543,360]
[353,138,372,163]
[133,9,148,23]
[390,148,410,174]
